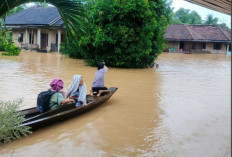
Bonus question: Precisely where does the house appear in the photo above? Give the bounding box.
[5,6,65,52]
[164,24,231,55]
[5,7,231,55]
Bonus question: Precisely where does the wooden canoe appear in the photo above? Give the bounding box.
[19,87,118,130]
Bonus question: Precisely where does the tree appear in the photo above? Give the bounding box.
[174,8,202,24]
[204,14,218,25]
[175,8,191,24]
[170,11,182,24]
[218,23,231,31]
[6,4,27,16]
[189,11,202,24]
[66,0,171,68]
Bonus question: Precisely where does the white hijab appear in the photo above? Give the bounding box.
[66,75,86,102]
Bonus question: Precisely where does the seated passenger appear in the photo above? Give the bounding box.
[90,62,110,97]
[49,79,75,110]
[66,75,87,107]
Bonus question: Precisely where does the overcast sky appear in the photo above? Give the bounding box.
[171,0,231,28]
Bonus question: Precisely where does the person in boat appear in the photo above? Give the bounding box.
[49,78,75,110]
[66,75,87,106]
[90,61,110,97]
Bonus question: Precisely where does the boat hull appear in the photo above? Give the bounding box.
[19,87,118,130]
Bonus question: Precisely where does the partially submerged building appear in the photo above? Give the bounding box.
[5,6,65,52]
[164,24,231,55]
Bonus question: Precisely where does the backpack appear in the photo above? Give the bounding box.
[37,90,56,113]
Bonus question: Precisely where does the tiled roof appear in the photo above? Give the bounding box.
[5,6,64,26]
[164,24,193,40]
[165,24,231,42]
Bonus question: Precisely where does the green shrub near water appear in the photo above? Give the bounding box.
[2,42,20,56]
[0,26,20,56]
[62,0,171,68]
[0,99,31,144]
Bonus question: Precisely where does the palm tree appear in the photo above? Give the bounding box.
[204,14,218,25]
[0,0,86,41]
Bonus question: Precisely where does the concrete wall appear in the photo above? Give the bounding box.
[165,41,228,54]
[205,43,227,54]
[12,28,65,52]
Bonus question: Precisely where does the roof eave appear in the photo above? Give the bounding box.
[166,39,231,43]
[5,24,64,29]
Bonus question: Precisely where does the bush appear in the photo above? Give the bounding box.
[60,41,85,59]
[0,28,20,56]
[0,44,5,51]
[0,99,31,144]
[2,42,20,56]
[63,0,171,68]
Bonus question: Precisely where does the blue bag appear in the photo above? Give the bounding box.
[37,90,56,113]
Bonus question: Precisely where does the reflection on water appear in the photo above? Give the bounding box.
[0,51,230,157]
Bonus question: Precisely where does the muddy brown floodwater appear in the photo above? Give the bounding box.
[0,51,231,157]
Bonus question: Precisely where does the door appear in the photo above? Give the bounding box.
[41,34,47,50]
[179,41,185,49]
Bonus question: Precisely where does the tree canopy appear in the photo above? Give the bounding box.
[170,8,230,31]
[204,14,219,25]
[173,8,202,24]
[62,0,172,68]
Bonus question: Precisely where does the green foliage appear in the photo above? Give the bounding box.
[204,14,218,25]
[0,99,31,144]
[170,8,231,31]
[189,11,202,24]
[173,8,202,24]
[0,29,12,47]
[2,42,20,56]
[218,23,231,31]
[64,0,171,68]
[175,8,191,24]
[169,11,182,24]
[0,28,20,55]
[6,4,26,16]
[60,41,85,59]
[34,2,49,8]
[203,15,230,30]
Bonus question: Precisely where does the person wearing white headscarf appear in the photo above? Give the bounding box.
[66,75,87,106]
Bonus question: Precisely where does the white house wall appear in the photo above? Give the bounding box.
[12,28,64,52]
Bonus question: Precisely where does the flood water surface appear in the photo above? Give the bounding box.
[0,51,231,157]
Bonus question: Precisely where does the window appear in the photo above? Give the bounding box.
[29,33,34,44]
[202,43,206,49]
[213,43,221,50]
[18,33,23,42]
